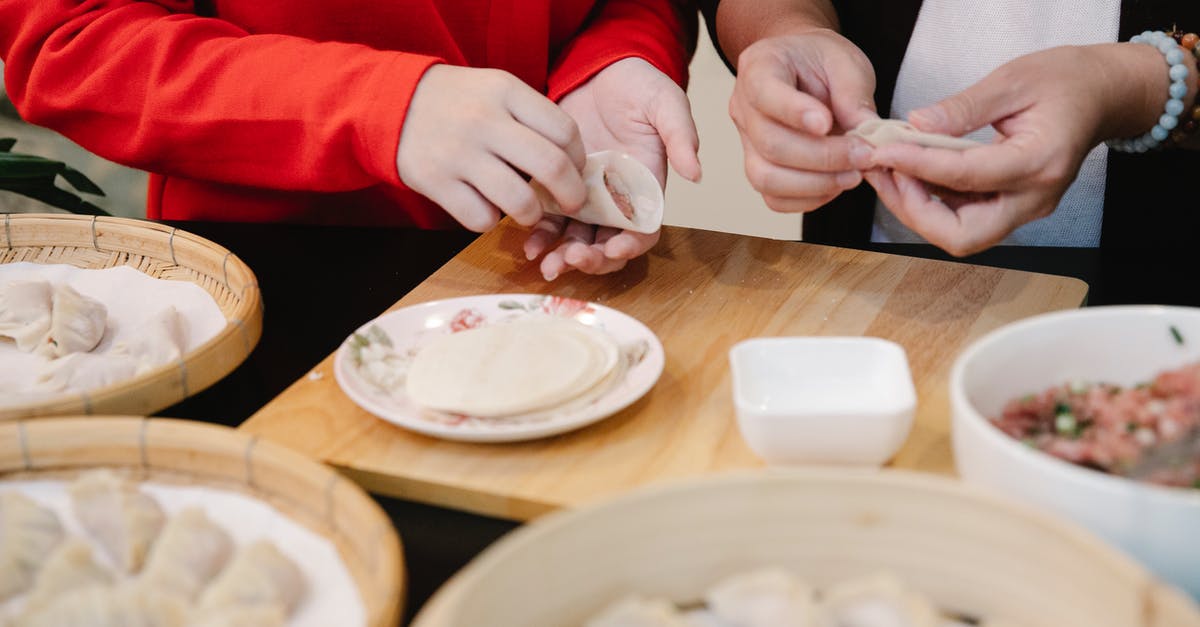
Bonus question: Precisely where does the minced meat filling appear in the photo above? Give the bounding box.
[993,362,1200,488]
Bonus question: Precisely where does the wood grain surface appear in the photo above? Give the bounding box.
[239,222,1088,521]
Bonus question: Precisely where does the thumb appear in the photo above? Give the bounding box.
[650,85,702,183]
[908,70,1024,136]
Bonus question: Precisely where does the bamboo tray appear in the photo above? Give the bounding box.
[0,416,405,626]
[0,213,262,419]
[414,469,1200,627]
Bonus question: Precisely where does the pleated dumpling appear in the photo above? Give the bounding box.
[0,280,53,353]
[0,491,64,601]
[817,573,938,627]
[190,604,287,627]
[586,596,691,627]
[139,507,233,601]
[199,540,306,616]
[23,537,115,611]
[15,584,188,627]
[38,283,108,358]
[115,306,187,373]
[705,568,815,627]
[69,469,166,574]
[34,351,140,394]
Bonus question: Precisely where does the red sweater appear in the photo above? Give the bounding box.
[1,1,695,227]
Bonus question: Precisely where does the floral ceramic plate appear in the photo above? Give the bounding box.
[333,294,664,442]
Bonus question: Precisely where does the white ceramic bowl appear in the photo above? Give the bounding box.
[413,470,1200,627]
[729,337,916,465]
[951,305,1200,599]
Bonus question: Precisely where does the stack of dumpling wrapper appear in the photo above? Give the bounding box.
[0,279,188,395]
[0,470,306,627]
[586,569,1022,627]
[361,316,623,420]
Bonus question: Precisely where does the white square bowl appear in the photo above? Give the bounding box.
[729,337,916,466]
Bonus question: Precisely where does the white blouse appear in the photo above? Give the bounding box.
[871,0,1122,247]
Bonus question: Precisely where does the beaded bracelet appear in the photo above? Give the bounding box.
[1106,30,1191,153]
[1169,29,1200,144]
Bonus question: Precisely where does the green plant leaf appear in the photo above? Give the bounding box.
[2,184,111,216]
[0,138,15,152]
[0,153,66,179]
[59,165,105,196]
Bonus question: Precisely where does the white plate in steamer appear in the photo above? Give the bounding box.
[333,294,664,443]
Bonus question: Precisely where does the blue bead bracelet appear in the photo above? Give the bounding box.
[1108,30,1191,153]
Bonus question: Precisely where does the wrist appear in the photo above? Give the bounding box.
[1094,40,1199,143]
[716,1,839,64]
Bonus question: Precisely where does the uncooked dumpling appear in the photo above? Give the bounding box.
[115,306,187,373]
[24,537,115,611]
[0,280,53,352]
[706,568,815,627]
[139,507,233,601]
[586,596,691,627]
[34,351,140,394]
[190,604,287,627]
[199,540,306,615]
[70,469,167,574]
[818,573,938,627]
[0,491,65,601]
[534,151,665,234]
[38,283,108,358]
[405,318,618,417]
[847,119,981,151]
[15,583,188,627]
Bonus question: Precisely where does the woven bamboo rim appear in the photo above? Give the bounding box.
[0,416,405,625]
[0,213,262,419]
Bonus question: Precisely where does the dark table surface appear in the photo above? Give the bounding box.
[157,220,1196,624]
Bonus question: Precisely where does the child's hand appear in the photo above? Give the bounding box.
[525,58,700,281]
[397,65,588,232]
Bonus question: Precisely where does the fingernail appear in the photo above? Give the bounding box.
[910,106,945,129]
[836,171,862,189]
[802,111,825,134]
[543,270,557,282]
[526,250,537,261]
[849,142,874,169]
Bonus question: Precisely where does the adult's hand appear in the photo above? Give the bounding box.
[729,28,878,214]
[397,65,587,232]
[867,43,1193,256]
[526,57,701,281]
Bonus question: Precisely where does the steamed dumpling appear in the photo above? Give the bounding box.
[37,283,108,358]
[34,351,140,394]
[16,584,188,627]
[24,537,115,611]
[139,507,233,601]
[0,280,52,352]
[586,596,691,627]
[199,540,306,615]
[70,469,167,574]
[706,568,815,627]
[818,573,938,627]
[0,491,64,601]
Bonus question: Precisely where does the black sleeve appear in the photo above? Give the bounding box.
[698,0,737,73]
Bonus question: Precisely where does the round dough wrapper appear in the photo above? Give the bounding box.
[405,318,619,417]
[534,151,664,234]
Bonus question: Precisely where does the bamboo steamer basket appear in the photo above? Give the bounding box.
[0,213,262,419]
[414,469,1200,627]
[0,416,405,625]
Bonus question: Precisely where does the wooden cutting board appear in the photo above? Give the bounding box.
[239,222,1088,521]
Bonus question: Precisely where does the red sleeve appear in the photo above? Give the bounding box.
[0,0,441,193]
[546,0,699,102]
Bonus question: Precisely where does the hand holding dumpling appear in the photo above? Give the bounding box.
[525,58,701,281]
